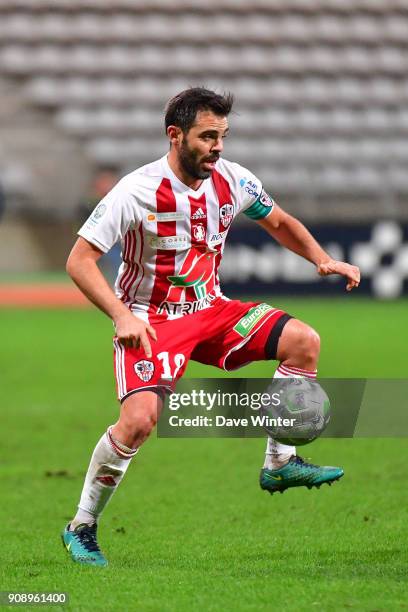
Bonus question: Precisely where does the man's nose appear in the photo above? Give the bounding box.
[212,138,223,153]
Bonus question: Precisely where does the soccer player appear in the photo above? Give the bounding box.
[62,88,360,566]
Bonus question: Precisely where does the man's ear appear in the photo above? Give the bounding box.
[167,125,183,147]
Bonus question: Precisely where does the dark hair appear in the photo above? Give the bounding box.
[164,87,234,133]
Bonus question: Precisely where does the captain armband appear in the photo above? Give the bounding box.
[243,189,275,220]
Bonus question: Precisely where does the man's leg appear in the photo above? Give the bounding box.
[260,318,343,493]
[62,390,162,566]
[263,318,320,469]
[199,300,343,494]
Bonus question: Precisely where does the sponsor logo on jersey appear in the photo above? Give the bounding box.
[146,212,185,222]
[86,202,107,228]
[193,223,206,242]
[191,207,206,220]
[220,203,234,228]
[148,235,188,250]
[258,189,275,209]
[167,248,217,300]
[209,230,228,245]
[233,303,275,337]
[134,360,155,382]
[240,177,260,198]
[158,292,216,316]
[93,202,107,220]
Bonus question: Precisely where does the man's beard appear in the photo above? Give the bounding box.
[179,139,219,180]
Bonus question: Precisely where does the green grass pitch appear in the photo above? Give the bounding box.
[1,298,408,611]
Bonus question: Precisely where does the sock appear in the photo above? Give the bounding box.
[69,426,138,530]
[263,364,317,470]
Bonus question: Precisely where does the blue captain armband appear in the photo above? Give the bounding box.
[244,188,275,220]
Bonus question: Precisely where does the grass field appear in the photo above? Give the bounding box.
[1,298,408,611]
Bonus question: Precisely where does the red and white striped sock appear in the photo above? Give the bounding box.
[275,364,317,379]
[70,427,138,530]
[263,364,317,470]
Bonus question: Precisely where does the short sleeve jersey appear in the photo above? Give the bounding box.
[78,155,275,322]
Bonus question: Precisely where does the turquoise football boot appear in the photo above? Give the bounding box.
[61,523,108,566]
[260,455,344,495]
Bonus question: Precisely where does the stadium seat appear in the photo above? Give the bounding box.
[364,108,393,133]
[376,47,407,74]
[87,137,165,165]
[0,14,34,42]
[325,0,388,12]
[348,16,384,43]
[383,16,408,42]
[340,47,374,74]
[389,161,408,189]
[391,141,408,161]
[367,78,401,105]
[25,77,61,105]
[0,46,32,75]
[314,15,348,42]
[1,161,34,197]
[276,15,313,42]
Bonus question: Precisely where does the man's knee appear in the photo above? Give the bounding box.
[299,325,320,360]
[276,319,320,366]
[114,391,162,446]
[136,408,158,436]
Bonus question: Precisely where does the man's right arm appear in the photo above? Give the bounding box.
[66,237,156,356]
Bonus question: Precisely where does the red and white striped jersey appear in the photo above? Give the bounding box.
[78,155,275,322]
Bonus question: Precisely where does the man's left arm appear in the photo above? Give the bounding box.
[256,204,360,292]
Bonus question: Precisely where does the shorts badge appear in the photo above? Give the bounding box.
[134,360,155,382]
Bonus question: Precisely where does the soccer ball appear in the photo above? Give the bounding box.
[260,378,331,446]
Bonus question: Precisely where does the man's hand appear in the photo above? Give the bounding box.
[114,311,157,357]
[317,259,361,292]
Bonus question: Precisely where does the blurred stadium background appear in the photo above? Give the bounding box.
[0,0,407,299]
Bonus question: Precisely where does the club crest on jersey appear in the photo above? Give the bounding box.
[219,203,234,228]
[193,223,206,242]
[134,360,155,382]
[191,207,206,220]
